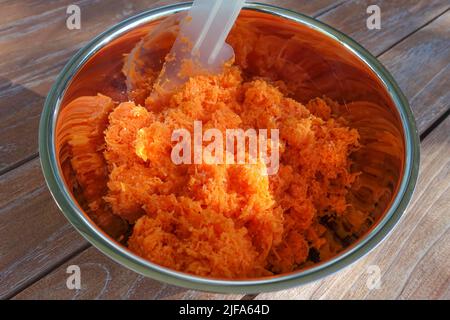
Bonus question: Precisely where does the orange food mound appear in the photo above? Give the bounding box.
[51,10,409,280]
[83,65,358,278]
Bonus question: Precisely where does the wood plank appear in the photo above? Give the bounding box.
[0,0,336,174]
[12,246,242,300]
[397,230,450,299]
[0,158,89,299]
[255,115,450,300]
[0,0,77,25]
[320,0,450,56]
[258,0,347,16]
[411,64,449,135]
[3,1,449,299]
[378,11,450,133]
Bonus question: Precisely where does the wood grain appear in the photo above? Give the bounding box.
[0,158,89,299]
[12,246,241,300]
[1,0,449,300]
[320,0,450,56]
[378,11,450,133]
[255,116,450,300]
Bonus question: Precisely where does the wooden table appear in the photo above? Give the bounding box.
[1,0,449,300]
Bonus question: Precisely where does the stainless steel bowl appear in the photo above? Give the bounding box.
[39,2,420,293]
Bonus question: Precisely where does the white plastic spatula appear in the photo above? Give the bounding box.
[154,0,245,95]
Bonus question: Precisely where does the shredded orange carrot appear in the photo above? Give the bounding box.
[61,23,365,279]
[98,66,359,278]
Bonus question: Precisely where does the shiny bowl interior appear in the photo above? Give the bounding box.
[39,2,419,293]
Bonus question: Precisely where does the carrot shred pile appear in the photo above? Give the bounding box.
[77,65,357,278]
[61,31,363,278]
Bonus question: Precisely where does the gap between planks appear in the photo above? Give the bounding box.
[376,7,450,58]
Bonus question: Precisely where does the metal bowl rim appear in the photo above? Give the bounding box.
[39,1,420,293]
